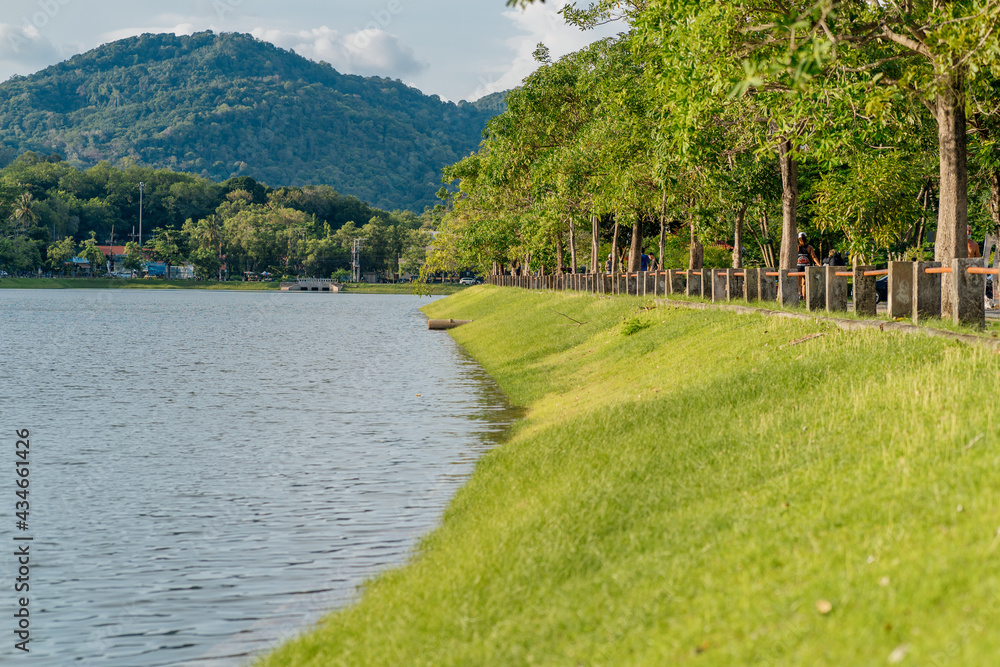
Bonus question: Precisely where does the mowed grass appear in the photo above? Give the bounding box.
[259,285,1000,666]
[344,282,467,296]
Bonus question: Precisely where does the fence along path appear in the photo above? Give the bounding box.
[487,259,995,330]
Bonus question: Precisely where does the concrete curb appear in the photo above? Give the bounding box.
[652,298,1000,352]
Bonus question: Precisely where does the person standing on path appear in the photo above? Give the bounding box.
[797,232,821,298]
[968,226,982,258]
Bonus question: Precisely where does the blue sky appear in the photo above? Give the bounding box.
[0,0,622,101]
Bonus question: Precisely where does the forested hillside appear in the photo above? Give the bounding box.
[0,153,430,280]
[0,31,504,211]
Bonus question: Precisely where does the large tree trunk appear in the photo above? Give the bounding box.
[628,216,642,272]
[778,137,798,270]
[568,216,577,273]
[591,214,600,273]
[610,218,620,273]
[935,65,969,315]
[733,203,746,268]
[689,221,703,270]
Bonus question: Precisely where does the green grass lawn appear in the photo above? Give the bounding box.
[259,285,1000,666]
[0,277,279,290]
[342,282,467,296]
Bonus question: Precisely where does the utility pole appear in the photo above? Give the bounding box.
[138,182,145,247]
[351,238,368,283]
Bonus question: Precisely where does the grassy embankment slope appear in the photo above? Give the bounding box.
[343,283,466,296]
[260,285,1000,666]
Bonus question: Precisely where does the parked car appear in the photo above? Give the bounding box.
[875,275,887,304]
[459,277,478,285]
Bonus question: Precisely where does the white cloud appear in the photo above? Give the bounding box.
[0,23,60,70]
[468,0,622,100]
[252,26,426,79]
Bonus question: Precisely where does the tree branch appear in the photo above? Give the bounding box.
[880,27,931,58]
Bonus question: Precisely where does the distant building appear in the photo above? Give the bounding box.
[98,245,128,263]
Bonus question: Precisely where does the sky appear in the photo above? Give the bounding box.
[0,0,622,101]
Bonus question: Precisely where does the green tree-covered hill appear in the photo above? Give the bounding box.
[0,31,505,211]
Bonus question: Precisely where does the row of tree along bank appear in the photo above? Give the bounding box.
[427,1,1000,318]
[0,152,435,281]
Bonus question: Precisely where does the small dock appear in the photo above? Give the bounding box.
[280,279,343,292]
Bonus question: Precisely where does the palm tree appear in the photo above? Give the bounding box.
[7,193,39,236]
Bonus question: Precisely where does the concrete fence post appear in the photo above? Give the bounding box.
[686,269,700,296]
[743,268,759,301]
[951,258,986,329]
[626,273,637,295]
[853,266,877,316]
[887,261,913,319]
[668,270,684,295]
[912,261,941,322]
[712,269,728,303]
[655,271,666,296]
[825,265,847,313]
[778,269,799,307]
[725,268,741,302]
[758,268,777,301]
[700,269,713,299]
[805,266,825,311]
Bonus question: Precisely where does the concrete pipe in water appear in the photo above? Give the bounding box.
[428,319,472,330]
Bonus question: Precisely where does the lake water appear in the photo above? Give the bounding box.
[0,290,516,666]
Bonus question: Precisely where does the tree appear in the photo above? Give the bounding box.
[79,232,106,275]
[47,236,76,274]
[701,0,1000,305]
[121,241,144,274]
[7,192,38,236]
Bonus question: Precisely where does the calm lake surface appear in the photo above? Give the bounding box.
[0,290,516,666]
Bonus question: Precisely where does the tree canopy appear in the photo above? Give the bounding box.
[430,0,1000,285]
[0,153,431,280]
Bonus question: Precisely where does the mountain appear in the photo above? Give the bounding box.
[0,32,505,211]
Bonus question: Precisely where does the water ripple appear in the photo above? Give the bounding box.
[0,291,519,665]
